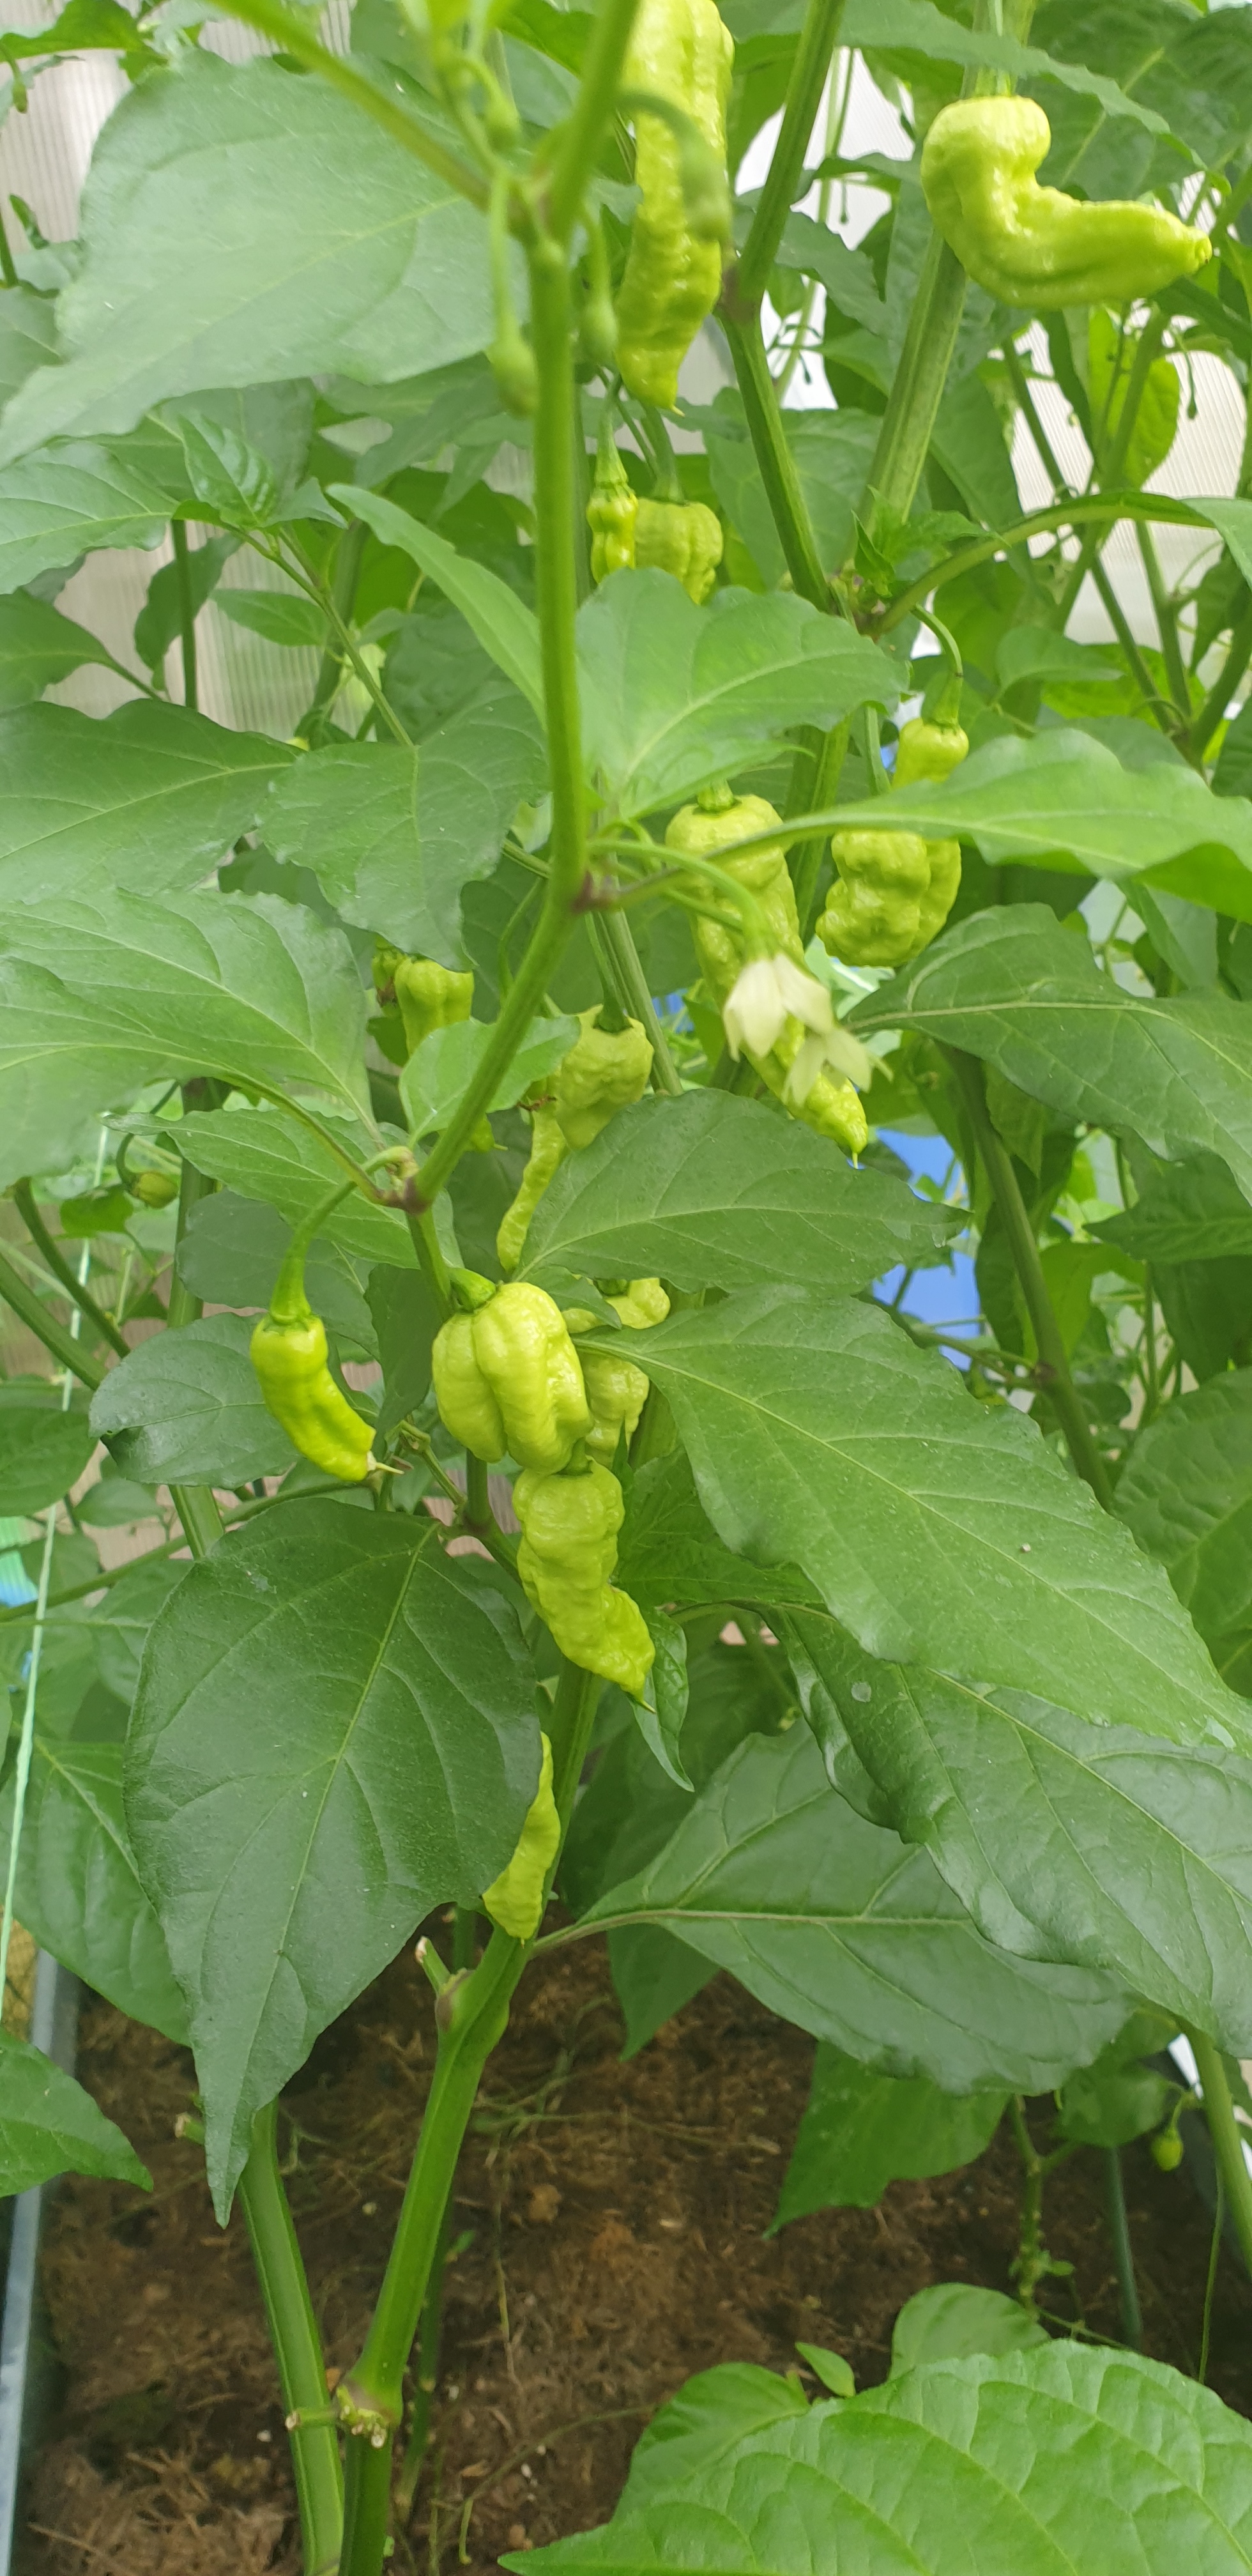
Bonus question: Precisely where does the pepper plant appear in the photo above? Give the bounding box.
[8,0,1252,2567]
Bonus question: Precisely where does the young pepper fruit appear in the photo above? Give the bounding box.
[921,97,1211,310]
[615,0,735,408]
[587,428,639,581]
[496,1008,653,1271]
[514,1457,654,1698]
[480,1734,560,1942]
[634,496,723,604]
[251,1243,374,1483]
[667,790,867,1156]
[432,1279,592,1472]
[820,717,969,969]
[568,1279,671,1460]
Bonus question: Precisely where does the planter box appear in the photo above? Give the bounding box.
[0,1956,78,2576]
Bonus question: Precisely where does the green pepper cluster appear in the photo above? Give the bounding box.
[820,718,968,969]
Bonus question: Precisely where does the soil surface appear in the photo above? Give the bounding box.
[20,1933,1252,2575]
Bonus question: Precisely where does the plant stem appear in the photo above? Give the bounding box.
[1187,2028,1252,2282]
[1135,520,1191,728]
[0,1242,103,1390]
[411,241,588,1214]
[945,1049,1114,1508]
[299,518,367,737]
[597,910,683,1094]
[171,520,199,710]
[546,0,643,241]
[787,719,848,939]
[394,1906,478,2518]
[882,492,1205,636]
[1189,596,1252,765]
[238,2101,344,2576]
[212,0,487,203]
[719,307,830,609]
[860,229,966,525]
[1056,314,1166,630]
[11,1182,128,1358]
[1103,2148,1142,2350]
[167,1135,225,1558]
[737,0,847,309]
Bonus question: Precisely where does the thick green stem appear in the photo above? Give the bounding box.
[720,309,830,609]
[597,909,683,1095]
[860,230,966,525]
[1189,597,1252,765]
[238,2101,344,2576]
[737,0,847,309]
[0,1242,103,1390]
[787,719,848,939]
[946,1050,1115,1508]
[393,1906,478,2518]
[12,1182,128,1358]
[1103,2147,1142,2350]
[547,0,644,241]
[412,243,588,1213]
[171,520,199,710]
[1188,2029,1252,2282]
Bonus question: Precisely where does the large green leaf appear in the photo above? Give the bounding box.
[126,1501,541,2212]
[514,2345,1252,2576]
[577,574,899,821]
[0,1734,188,2042]
[616,1451,820,1614]
[175,1105,416,1268]
[603,1290,1244,1744]
[772,2043,1005,2224]
[0,702,291,906]
[888,2283,1046,2373]
[0,1403,95,1514]
[264,694,545,965]
[0,54,494,461]
[523,1092,958,1297]
[787,1611,1252,2053]
[1117,1369,1252,1643]
[577,1728,1126,2090]
[704,405,879,591]
[0,592,116,705]
[1094,1151,1252,1264]
[90,1313,301,1486]
[177,1192,375,1356]
[0,439,174,592]
[334,487,545,723]
[853,906,1252,1202]
[0,887,372,1184]
[841,0,1166,126]
[0,2029,150,2195]
[830,732,1252,917]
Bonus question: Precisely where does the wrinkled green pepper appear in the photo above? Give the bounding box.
[921,97,1210,310]
[634,496,722,604]
[588,431,639,581]
[514,1457,654,1696]
[496,1009,653,1271]
[480,1734,560,1940]
[432,1280,592,1471]
[251,1245,374,1483]
[820,717,968,969]
[570,1279,671,1460]
[615,0,734,408]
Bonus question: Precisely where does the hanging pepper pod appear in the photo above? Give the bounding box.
[250,1242,374,1483]
[480,1735,560,1941]
[495,1009,653,1271]
[634,495,722,604]
[432,1280,592,1471]
[497,1105,569,1275]
[615,0,734,408]
[574,1280,670,1460]
[514,1456,654,1696]
[820,716,970,969]
[587,421,639,583]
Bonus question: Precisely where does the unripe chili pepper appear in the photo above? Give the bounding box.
[250,1243,374,1483]
[129,1169,179,1209]
[480,1735,560,1940]
[514,1455,654,1696]
[497,1106,569,1276]
[496,1010,653,1272]
[820,717,968,969]
[392,956,475,1057]
[432,1280,592,1471]
[615,0,734,408]
[634,496,722,603]
[570,1280,670,1459]
[921,96,1211,310]
[588,426,638,582]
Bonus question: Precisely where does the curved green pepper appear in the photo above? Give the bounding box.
[921,97,1210,310]
[514,1457,654,1696]
[480,1734,560,1940]
[588,429,639,581]
[497,1105,569,1275]
[496,1009,653,1271]
[250,1245,374,1483]
[615,0,734,408]
[820,717,968,968]
[432,1281,592,1471]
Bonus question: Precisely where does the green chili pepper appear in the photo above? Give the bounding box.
[820,717,969,969]
[570,1280,670,1460]
[514,1456,654,1696]
[920,96,1210,310]
[634,496,722,603]
[588,426,639,582]
[496,1010,653,1272]
[615,0,735,408]
[432,1280,592,1471]
[251,1243,374,1484]
[480,1734,560,1941]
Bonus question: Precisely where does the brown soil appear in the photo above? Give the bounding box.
[19,1935,1252,2575]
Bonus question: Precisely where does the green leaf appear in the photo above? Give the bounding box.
[126,1501,542,2213]
[367,1263,440,1436]
[0,1403,95,1513]
[0,1733,188,2042]
[177,1192,374,1357]
[0,54,494,461]
[795,2345,855,2398]
[617,2365,809,2517]
[264,695,545,965]
[0,285,58,410]
[840,0,1166,129]
[888,2283,1046,2375]
[0,702,292,907]
[786,1613,1252,2054]
[0,438,174,592]
[995,625,1120,693]
[1117,1368,1252,1643]
[831,731,1252,917]
[853,907,1252,1206]
[89,1312,301,1486]
[578,574,899,822]
[90,1554,187,1704]
[772,2043,1005,2224]
[0,590,115,705]
[134,530,240,673]
[399,1013,577,1138]
[0,2028,150,2195]
[704,404,879,592]
[606,1291,1243,1745]
[214,585,326,650]
[523,1092,958,1298]
[175,410,287,532]
[1055,2012,1177,2150]
[1094,1153,1252,1264]
[176,1106,415,1269]
[579,1728,1126,2091]
[616,1451,820,1616]
[0,887,372,1183]
[334,486,545,723]
[633,1607,691,1790]
[514,2343,1252,2576]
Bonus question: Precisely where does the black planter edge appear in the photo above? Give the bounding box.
[0,1955,79,2576]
